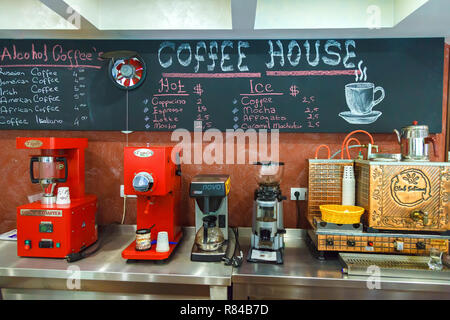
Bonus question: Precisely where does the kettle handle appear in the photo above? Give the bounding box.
[393,129,401,144]
[425,136,438,158]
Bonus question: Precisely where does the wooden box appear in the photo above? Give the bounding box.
[355,160,450,232]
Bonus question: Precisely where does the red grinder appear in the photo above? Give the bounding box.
[16,137,98,258]
[121,146,182,260]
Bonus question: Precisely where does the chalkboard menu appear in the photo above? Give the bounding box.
[0,38,444,132]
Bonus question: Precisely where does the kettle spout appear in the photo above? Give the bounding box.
[393,129,401,144]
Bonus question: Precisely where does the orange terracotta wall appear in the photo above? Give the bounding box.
[0,44,448,234]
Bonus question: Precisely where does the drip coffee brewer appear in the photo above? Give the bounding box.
[247,162,286,264]
[190,174,230,262]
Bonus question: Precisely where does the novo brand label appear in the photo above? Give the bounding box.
[390,169,432,207]
[202,184,222,191]
[24,139,43,148]
[20,209,63,217]
[133,149,154,158]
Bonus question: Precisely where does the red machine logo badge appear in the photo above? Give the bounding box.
[390,169,432,207]
[133,149,153,158]
[24,139,43,148]
[20,209,63,217]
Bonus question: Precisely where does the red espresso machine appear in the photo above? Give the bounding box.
[121,146,182,260]
[16,137,97,258]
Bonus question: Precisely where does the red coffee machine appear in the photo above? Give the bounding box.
[121,146,182,260]
[16,137,97,258]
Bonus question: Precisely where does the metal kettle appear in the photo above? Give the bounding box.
[394,121,436,161]
[195,215,224,252]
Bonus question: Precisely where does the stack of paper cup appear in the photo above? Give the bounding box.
[342,166,355,206]
[56,187,71,205]
[156,231,170,252]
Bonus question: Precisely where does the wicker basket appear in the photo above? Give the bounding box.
[320,205,364,224]
[307,159,354,220]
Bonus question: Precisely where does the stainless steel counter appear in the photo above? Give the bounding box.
[1,225,449,300]
[0,225,231,300]
[232,229,450,300]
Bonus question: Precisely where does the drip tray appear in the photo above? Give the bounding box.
[339,253,450,281]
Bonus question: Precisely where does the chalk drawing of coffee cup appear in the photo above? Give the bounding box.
[339,82,385,124]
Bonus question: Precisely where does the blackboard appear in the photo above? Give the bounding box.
[0,38,444,132]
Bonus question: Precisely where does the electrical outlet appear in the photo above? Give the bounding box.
[291,188,307,201]
[120,185,136,198]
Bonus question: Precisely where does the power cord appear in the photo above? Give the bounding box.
[294,191,301,228]
[121,195,127,224]
[66,225,105,263]
[223,227,243,268]
[66,235,102,263]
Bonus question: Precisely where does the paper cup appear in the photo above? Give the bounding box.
[342,166,355,206]
[156,231,170,252]
[56,187,71,204]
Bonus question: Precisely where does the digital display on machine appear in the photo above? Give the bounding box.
[38,239,54,248]
[39,222,53,233]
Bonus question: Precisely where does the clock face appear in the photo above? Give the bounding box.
[110,56,146,90]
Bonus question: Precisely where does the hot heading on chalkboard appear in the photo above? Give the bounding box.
[0,38,444,132]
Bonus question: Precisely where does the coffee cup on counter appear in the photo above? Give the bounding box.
[156,231,170,252]
[56,187,70,205]
[135,228,152,251]
[135,224,155,251]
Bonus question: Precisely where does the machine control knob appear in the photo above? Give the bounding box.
[394,240,404,251]
[416,241,426,250]
[132,172,154,193]
[347,240,356,247]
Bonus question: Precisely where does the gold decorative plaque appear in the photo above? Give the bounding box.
[24,139,43,148]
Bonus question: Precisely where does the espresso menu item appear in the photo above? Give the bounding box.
[0,38,444,132]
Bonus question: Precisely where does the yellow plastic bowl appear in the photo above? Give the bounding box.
[319,205,364,224]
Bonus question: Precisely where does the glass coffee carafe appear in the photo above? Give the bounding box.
[30,156,67,204]
[195,215,224,252]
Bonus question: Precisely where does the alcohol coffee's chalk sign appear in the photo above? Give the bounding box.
[0,38,444,132]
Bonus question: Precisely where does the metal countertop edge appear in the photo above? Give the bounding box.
[0,226,448,290]
[0,270,232,286]
[230,274,450,291]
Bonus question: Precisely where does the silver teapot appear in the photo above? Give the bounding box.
[394,121,436,161]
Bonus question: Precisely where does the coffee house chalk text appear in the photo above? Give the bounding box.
[158,40,360,72]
